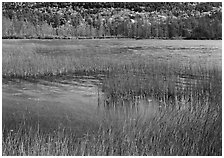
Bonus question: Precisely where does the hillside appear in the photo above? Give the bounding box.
[2,2,222,39]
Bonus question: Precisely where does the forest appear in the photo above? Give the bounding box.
[2,2,222,39]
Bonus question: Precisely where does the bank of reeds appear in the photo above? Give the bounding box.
[2,41,222,155]
[3,88,221,156]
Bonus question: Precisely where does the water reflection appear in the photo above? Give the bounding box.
[3,76,160,134]
[98,95,160,124]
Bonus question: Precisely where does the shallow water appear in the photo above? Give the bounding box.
[2,76,159,136]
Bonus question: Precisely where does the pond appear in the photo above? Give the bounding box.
[2,75,159,137]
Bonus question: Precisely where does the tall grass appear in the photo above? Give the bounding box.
[3,88,221,156]
[2,40,222,155]
[2,44,112,78]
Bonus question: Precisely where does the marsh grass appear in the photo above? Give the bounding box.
[2,40,222,155]
[3,90,221,156]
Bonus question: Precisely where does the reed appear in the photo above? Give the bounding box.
[2,40,221,155]
[3,90,221,156]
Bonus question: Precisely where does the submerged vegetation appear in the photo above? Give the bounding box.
[2,39,222,155]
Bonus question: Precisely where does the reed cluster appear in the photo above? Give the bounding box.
[2,40,221,155]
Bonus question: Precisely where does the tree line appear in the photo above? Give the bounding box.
[2,2,222,39]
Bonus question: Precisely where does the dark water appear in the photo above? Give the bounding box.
[2,76,158,136]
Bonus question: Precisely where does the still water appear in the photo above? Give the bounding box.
[2,76,158,135]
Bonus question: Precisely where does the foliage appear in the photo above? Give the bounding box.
[2,2,222,39]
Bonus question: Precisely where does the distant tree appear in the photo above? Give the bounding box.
[195,2,213,12]
[167,18,178,38]
[2,2,222,39]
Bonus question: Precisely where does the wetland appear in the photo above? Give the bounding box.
[2,39,222,156]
